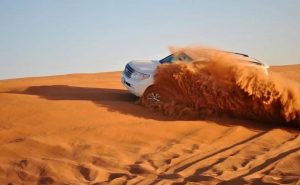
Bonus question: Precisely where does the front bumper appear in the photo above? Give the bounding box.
[121,73,153,97]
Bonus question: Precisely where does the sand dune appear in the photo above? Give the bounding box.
[0,66,300,184]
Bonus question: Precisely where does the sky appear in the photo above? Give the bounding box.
[0,0,299,79]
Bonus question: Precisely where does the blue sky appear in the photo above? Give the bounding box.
[0,0,299,79]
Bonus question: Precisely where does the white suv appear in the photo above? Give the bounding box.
[121,51,269,102]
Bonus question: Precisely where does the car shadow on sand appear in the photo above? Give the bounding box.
[9,85,174,121]
[8,85,295,131]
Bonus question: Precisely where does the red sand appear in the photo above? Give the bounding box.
[0,66,299,184]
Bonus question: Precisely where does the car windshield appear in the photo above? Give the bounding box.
[159,53,192,64]
[159,54,174,64]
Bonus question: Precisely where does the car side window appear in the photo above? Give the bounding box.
[177,54,192,62]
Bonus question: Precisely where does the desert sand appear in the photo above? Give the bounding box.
[0,66,300,185]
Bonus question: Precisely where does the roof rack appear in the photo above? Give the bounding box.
[229,52,249,57]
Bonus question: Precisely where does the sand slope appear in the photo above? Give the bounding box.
[0,66,299,185]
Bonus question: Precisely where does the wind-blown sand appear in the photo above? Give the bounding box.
[144,48,300,127]
[0,67,299,184]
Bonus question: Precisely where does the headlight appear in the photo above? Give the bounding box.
[131,71,150,80]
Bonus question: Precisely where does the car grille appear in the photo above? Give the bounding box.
[124,64,134,78]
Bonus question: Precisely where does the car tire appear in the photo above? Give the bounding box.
[141,85,170,106]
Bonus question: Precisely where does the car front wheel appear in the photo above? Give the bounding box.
[141,85,170,106]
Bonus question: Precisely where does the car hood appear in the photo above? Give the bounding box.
[128,60,160,74]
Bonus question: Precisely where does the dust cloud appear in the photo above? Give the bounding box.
[141,47,300,127]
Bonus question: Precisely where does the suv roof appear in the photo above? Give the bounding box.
[160,50,267,67]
